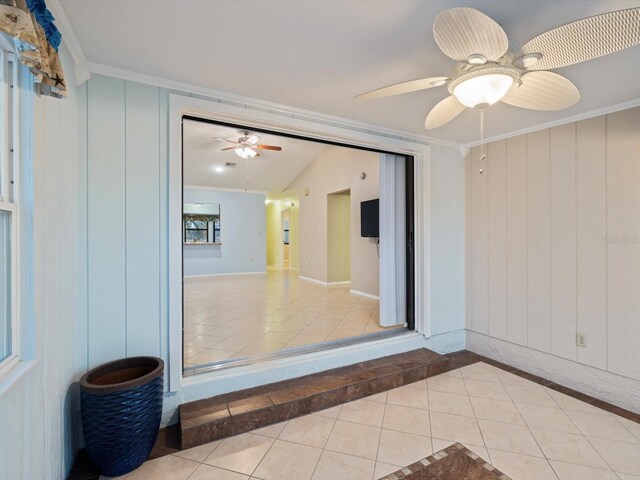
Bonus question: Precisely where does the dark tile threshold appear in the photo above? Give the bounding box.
[180,347,448,449]
[380,443,512,480]
[67,348,640,480]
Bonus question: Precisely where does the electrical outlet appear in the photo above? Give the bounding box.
[576,333,587,348]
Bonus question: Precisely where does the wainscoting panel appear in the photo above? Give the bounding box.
[576,116,607,369]
[466,105,640,383]
[87,76,127,367]
[606,107,640,380]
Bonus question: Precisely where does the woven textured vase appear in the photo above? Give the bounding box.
[80,356,164,477]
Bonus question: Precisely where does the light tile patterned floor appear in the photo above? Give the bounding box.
[103,362,640,480]
[183,268,402,368]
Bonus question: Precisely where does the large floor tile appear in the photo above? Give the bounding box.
[460,362,501,382]
[463,378,511,401]
[470,397,525,425]
[488,450,558,480]
[310,450,375,480]
[564,410,639,443]
[478,419,543,457]
[189,464,250,480]
[587,436,640,475]
[325,420,381,460]
[549,460,618,480]
[204,433,274,475]
[428,391,475,417]
[278,414,335,448]
[503,383,557,407]
[173,440,221,462]
[382,404,430,436]
[429,411,484,446]
[616,416,640,442]
[337,398,386,427]
[529,428,609,470]
[515,403,580,434]
[373,462,403,479]
[386,384,429,410]
[427,374,468,395]
[431,438,489,460]
[253,439,322,480]
[376,429,432,466]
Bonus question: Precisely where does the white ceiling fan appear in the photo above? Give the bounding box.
[355,6,640,129]
[215,131,282,159]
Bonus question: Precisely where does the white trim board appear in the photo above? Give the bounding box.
[184,184,268,195]
[298,275,350,287]
[466,330,640,415]
[350,289,379,300]
[463,97,640,148]
[90,62,456,148]
[184,271,266,278]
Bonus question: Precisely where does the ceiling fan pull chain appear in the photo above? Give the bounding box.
[479,109,486,173]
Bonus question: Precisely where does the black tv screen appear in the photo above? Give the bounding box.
[361,199,379,237]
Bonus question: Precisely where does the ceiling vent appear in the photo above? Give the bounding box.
[225,162,237,168]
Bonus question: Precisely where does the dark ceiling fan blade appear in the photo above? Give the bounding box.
[433,7,509,62]
[354,76,449,101]
[256,145,282,151]
[218,146,237,151]
[516,7,640,71]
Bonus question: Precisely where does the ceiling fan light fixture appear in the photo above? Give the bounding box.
[234,146,258,159]
[453,73,514,108]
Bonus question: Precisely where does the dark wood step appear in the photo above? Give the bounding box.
[179,348,448,449]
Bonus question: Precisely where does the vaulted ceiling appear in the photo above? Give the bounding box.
[61,0,640,144]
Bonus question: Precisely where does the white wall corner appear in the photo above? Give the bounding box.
[48,0,91,85]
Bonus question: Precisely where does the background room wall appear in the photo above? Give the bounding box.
[327,191,351,283]
[286,146,380,297]
[266,195,300,270]
[183,188,266,276]
[465,106,640,411]
[0,47,84,479]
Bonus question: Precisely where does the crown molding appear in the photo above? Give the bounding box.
[184,185,268,195]
[48,0,91,85]
[463,97,640,148]
[88,61,461,149]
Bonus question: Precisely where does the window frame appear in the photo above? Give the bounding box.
[0,49,21,379]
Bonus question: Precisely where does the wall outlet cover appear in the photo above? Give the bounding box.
[576,333,587,348]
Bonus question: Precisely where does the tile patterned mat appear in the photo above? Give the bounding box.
[380,443,512,480]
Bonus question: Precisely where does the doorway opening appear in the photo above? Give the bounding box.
[181,116,414,374]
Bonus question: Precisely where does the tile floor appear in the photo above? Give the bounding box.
[103,362,640,480]
[183,268,403,368]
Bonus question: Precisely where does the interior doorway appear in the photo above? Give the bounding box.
[327,189,351,285]
[281,208,290,269]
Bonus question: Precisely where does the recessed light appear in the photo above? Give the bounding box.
[215,166,224,173]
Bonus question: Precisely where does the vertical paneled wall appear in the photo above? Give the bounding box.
[86,75,164,368]
[465,106,640,381]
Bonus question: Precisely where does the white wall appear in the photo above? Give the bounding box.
[286,146,380,296]
[183,188,266,276]
[465,107,640,410]
[0,47,83,479]
[430,145,465,335]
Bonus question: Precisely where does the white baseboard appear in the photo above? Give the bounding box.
[466,330,640,415]
[350,289,380,300]
[184,271,267,278]
[328,280,351,286]
[298,275,327,286]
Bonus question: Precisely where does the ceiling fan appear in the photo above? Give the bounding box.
[215,131,282,159]
[355,6,640,129]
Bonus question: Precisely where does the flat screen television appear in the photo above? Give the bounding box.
[360,199,379,238]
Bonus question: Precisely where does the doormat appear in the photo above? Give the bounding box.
[378,443,512,480]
